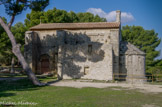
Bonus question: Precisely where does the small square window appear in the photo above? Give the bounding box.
[84,66,89,75]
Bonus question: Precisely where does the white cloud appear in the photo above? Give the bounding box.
[87,8,135,23]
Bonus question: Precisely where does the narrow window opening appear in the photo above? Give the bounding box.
[55,53,58,63]
[88,44,92,54]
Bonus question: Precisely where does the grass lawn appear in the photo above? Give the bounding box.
[0,78,162,107]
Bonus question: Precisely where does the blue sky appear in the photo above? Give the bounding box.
[0,0,162,58]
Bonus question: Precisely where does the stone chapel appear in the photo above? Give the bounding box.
[24,10,146,82]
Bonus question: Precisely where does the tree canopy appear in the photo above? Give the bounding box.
[25,8,106,29]
[1,0,49,15]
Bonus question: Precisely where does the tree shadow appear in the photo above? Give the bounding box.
[0,78,45,98]
[32,30,106,79]
[119,41,128,81]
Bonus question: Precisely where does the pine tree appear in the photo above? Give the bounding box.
[0,0,49,86]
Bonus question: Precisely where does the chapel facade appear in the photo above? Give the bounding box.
[24,10,146,82]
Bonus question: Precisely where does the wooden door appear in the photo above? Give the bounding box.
[41,58,50,74]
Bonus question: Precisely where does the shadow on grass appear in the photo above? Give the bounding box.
[0,73,26,78]
[0,78,46,98]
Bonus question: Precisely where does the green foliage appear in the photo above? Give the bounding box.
[76,12,106,22]
[25,8,106,29]
[148,59,162,74]
[0,17,11,65]
[0,0,49,66]
[11,22,27,51]
[0,19,26,65]
[29,0,49,11]
[122,25,161,73]
[0,0,49,16]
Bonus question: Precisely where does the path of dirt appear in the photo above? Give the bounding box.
[49,80,162,93]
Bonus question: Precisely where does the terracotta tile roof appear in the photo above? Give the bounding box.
[30,22,120,30]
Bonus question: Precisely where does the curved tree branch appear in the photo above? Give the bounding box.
[8,15,15,29]
[8,0,19,28]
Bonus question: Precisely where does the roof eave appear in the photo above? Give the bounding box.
[30,27,120,31]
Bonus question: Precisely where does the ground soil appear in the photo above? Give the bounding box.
[49,80,162,93]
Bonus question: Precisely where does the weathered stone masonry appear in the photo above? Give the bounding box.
[24,10,146,82]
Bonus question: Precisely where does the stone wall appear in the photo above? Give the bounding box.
[109,30,120,79]
[25,28,119,80]
[57,43,113,80]
[24,31,33,70]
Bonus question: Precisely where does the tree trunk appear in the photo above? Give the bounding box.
[10,57,15,74]
[0,17,44,86]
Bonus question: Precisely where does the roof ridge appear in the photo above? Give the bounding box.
[120,41,145,55]
[38,22,119,24]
